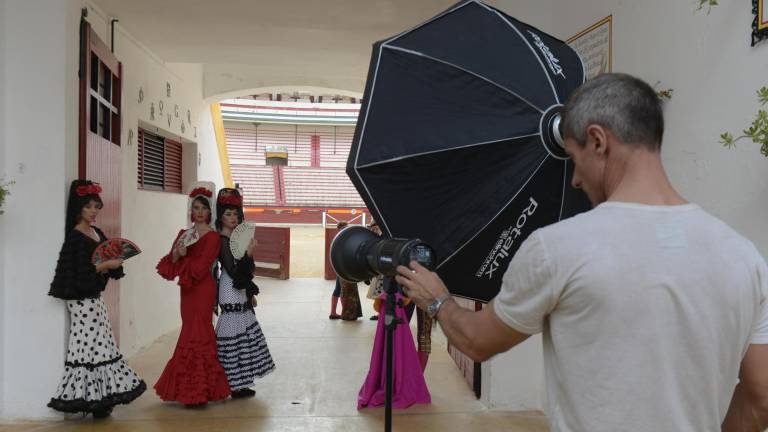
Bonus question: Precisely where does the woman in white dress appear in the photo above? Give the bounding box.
[47,180,146,418]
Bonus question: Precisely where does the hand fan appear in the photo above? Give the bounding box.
[92,238,142,265]
[177,228,200,248]
[230,223,257,259]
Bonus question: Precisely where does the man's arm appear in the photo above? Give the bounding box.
[722,344,768,432]
[433,299,530,362]
[396,261,531,363]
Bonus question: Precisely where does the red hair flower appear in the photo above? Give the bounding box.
[76,184,103,196]
[189,187,213,198]
[218,195,243,207]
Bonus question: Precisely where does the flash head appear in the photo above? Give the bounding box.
[330,226,436,282]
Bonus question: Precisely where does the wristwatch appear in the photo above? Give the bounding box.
[426,294,451,318]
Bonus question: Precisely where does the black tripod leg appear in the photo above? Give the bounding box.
[383,276,399,432]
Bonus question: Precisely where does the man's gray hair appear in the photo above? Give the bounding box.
[562,73,664,150]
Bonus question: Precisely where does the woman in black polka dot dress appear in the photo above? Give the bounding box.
[47,180,146,418]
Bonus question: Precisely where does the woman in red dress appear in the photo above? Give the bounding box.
[154,184,231,407]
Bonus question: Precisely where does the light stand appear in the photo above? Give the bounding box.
[382,275,403,432]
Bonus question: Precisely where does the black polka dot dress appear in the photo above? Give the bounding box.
[47,298,146,413]
[47,227,146,414]
[215,268,275,391]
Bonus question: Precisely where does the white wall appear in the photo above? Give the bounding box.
[204,63,367,99]
[0,0,222,419]
[551,0,768,257]
[0,0,6,409]
[481,335,545,411]
[0,0,80,419]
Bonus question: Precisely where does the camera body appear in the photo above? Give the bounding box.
[330,226,436,282]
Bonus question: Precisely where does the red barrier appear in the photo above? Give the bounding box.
[252,226,290,280]
[324,228,340,280]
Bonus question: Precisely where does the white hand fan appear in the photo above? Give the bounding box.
[230,223,257,259]
[177,228,200,248]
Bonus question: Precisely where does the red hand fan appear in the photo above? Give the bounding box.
[91,238,142,265]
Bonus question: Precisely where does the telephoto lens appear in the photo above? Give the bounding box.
[330,226,436,282]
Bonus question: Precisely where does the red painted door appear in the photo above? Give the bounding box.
[79,23,122,344]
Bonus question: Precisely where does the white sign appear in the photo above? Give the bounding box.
[567,16,612,80]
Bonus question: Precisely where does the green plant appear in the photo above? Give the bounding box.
[0,178,14,215]
[653,81,674,101]
[721,87,768,156]
[697,0,718,13]
[656,88,674,100]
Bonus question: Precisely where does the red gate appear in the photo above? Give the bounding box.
[324,227,341,280]
[253,226,290,280]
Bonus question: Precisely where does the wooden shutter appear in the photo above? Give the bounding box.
[164,138,183,193]
[138,129,165,190]
[137,128,182,193]
[137,129,144,187]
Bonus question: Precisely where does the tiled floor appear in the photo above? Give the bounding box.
[2,278,548,432]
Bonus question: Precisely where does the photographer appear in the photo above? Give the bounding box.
[396,73,768,432]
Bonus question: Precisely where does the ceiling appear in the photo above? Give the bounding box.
[90,0,544,96]
[91,0,460,64]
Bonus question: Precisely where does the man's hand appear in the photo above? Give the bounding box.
[395,261,450,310]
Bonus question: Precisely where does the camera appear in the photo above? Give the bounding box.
[330,226,437,282]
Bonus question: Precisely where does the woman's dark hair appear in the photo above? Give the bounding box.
[214,188,244,231]
[65,180,104,233]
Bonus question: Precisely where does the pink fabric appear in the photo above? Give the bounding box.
[357,293,431,409]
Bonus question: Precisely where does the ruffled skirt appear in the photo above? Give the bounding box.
[216,311,276,390]
[154,309,230,404]
[48,298,146,413]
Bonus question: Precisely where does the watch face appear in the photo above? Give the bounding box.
[427,300,439,317]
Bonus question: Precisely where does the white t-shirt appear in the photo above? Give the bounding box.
[493,202,768,432]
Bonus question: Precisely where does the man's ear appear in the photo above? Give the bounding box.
[585,124,609,157]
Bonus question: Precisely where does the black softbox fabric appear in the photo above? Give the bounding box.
[348,0,590,302]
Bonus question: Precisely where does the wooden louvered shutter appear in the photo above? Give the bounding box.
[164,138,182,193]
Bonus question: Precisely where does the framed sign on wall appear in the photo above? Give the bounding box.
[753,0,768,46]
[567,15,612,80]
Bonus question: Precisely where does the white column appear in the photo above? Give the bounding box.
[0,0,6,412]
[1,0,80,420]
[481,334,546,412]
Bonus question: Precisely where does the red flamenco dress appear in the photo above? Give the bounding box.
[154,230,231,404]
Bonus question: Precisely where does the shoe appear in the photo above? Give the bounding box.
[232,388,256,399]
[369,315,378,321]
[329,314,341,320]
[92,407,113,419]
